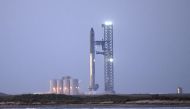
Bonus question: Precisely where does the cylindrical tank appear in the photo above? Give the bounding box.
[70,79,79,95]
[177,87,183,94]
[62,76,71,95]
[57,79,63,94]
[50,79,57,94]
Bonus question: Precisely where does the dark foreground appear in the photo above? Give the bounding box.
[0,94,190,108]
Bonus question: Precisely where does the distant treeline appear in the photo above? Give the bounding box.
[0,94,190,105]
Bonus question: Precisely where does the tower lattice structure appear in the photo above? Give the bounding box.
[96,22,115,94]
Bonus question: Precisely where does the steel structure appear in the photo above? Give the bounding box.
[50,79,57,94]
[89,28,99,93]
[96,21,115,94]
[70,79,79,95]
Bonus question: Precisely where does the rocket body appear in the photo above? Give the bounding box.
[89,28,96,91]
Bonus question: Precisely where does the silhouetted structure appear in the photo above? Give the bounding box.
[89,28,99,94]
[49,76,79,95]
[96,21,115,94]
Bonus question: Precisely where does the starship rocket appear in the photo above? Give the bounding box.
[89,28,98,92]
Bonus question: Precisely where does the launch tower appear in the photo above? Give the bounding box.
[96,21,115,94]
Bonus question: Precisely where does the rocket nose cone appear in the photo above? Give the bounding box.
[90,28,94,33]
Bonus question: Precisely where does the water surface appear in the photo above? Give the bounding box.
[6,107,190,109]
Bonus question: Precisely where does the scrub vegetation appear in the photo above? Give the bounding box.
[0,94,190,105]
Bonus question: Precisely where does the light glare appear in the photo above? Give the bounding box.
[109,58,114,62]
[105,21,113,25]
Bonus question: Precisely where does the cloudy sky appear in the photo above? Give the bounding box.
[0,0,190,94]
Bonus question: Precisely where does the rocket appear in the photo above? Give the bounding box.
[89,28,95,91]
[89,28,98,92]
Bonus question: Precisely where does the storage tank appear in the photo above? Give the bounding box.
[177,87,183,94]
[70,79,79,95]
[57,79,63,94]
[63,76,71,95]
[50,79,57,94]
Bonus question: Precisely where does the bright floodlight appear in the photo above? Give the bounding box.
[109,58,114,62]
[105,21,113,25]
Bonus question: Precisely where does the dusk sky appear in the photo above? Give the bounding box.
[0,0,190,94]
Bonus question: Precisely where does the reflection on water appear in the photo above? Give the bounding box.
[6,107,190,109]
